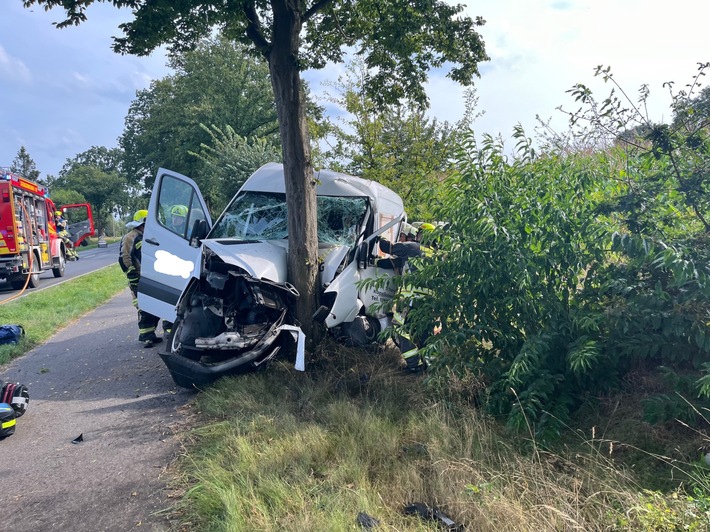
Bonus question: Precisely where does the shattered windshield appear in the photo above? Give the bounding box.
[209,192,368,246]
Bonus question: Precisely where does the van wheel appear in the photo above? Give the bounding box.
[53,251,66,278]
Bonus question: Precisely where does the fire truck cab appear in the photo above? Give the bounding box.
[0,170,94,290]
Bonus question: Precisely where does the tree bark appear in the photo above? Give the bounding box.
[267,0,319,342]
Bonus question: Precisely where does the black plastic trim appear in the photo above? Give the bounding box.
[138,276,181,306]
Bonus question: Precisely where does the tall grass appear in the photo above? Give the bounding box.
[0,265,126,365]
[171,341,710,531]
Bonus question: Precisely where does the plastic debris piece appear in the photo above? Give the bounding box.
[403,502,463,530]
[356,511,380,529]
[72,433,84,444]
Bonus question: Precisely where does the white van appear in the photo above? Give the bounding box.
[138,163,405,388]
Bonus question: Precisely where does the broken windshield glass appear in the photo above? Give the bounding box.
[209,192,368,246]
[317,196,368,246]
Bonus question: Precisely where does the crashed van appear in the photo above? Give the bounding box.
[137,163,405,388]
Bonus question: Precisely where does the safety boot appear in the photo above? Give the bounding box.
[138,332,163,348]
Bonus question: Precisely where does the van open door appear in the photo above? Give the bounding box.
[138,168,212,323]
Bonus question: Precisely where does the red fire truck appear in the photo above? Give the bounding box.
[0,170,94,290]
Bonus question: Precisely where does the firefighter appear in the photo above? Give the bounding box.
[54,210,66,232]
[120,209,163,347]
[376,222,434,272]
[376,222,437,372]
[375,223,422,273]
[55,211,79,261]
[169,204,188,235]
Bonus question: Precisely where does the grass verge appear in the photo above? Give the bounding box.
[0,264,126,365]
[171,341,710,531]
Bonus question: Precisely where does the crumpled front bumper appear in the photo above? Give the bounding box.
[160,313,302,388]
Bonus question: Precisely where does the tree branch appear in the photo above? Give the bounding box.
[303,0,335,22]
[242,0,271,56]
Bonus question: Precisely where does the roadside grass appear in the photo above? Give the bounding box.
[171,340,710,531]
[0,264,126,365]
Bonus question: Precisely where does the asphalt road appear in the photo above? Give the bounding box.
[0,242,120,299]
[0,280,194,530]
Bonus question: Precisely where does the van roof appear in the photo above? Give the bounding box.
[241,163,405,219]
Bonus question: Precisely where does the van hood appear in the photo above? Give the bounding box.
[203,239,351,287]
[203,240,288,282]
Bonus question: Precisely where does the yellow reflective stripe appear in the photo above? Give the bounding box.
[402,348,420,360]
[2,418,16,429]
[139,326,156,334]
[396,329,412,341]
[392,312,405,325]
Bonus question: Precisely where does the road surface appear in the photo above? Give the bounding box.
[0,265,194,531]
[0,243,120,301]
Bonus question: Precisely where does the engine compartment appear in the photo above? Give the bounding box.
[173,251,298,366]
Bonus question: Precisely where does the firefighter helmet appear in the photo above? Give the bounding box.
[400,222,417,238]
[133,209,148,224]
[170,204,188,217]
[55,211,62,217]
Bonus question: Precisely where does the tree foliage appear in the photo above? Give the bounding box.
[120,34,279,190]
[51,147,130,232]
[50,188,87,208]
[322,61,480,220]
[558,63,710,237]
[10,146,41,183]
[189,124,282,216]
[59,145,123,176]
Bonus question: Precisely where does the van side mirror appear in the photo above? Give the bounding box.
[189,219,209,247]
[358,241,369,269]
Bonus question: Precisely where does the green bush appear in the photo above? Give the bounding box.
[390,129,613,437]
[394,122,710,437]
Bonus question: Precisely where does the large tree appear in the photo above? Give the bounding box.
[24,0,488,341]
[10,146,41,183]
[51,147,130,232]
[120,34,280,190]
[54,165,128,234]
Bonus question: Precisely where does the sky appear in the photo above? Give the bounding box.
[1,0,709,179]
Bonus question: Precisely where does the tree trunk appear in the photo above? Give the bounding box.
[267,1,320,342]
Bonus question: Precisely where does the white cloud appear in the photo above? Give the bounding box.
[0,45,31,83]
[423,0,710,143]
[72,72,91,86]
